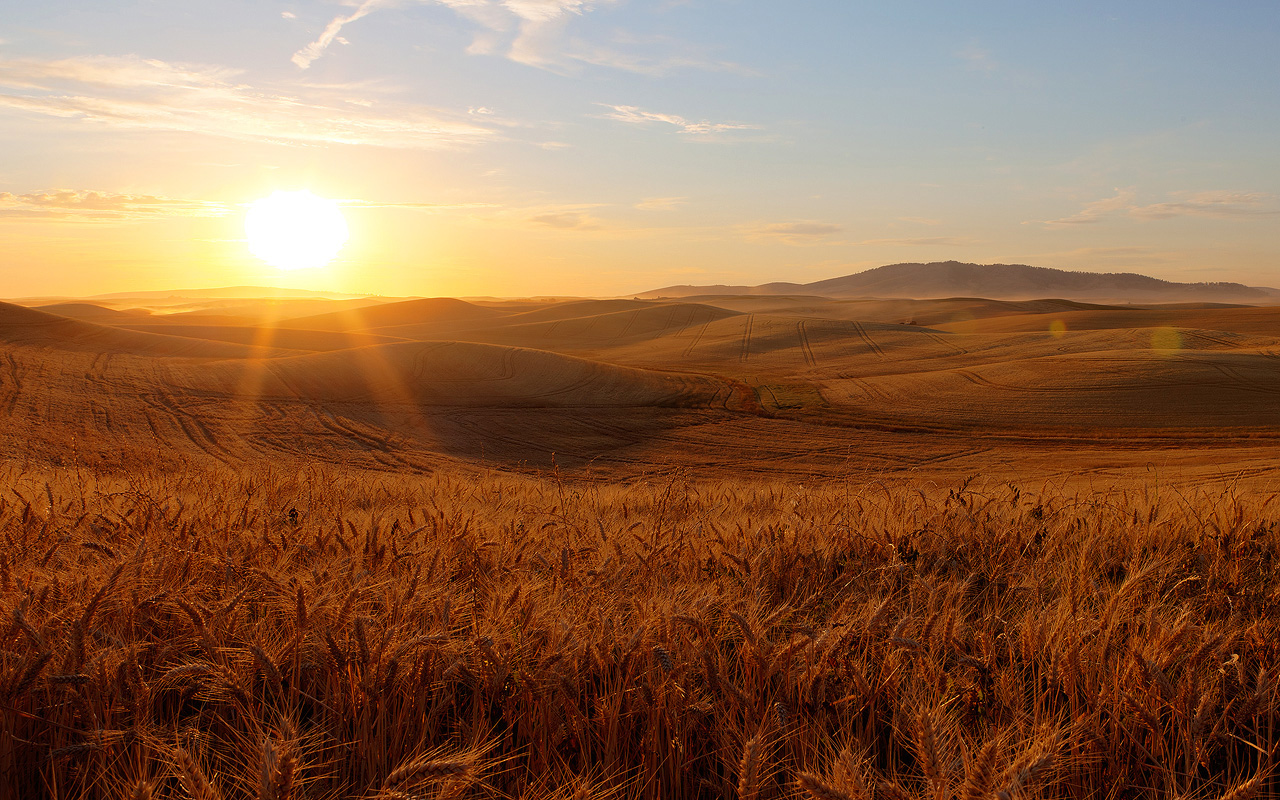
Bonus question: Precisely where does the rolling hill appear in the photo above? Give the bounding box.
[6,288,1280,481]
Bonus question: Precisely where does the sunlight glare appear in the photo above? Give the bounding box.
[245,190,349,270]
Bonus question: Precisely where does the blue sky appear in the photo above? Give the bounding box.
[1,0,1277,296]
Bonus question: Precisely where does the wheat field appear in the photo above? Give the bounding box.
[1,462,1274,799]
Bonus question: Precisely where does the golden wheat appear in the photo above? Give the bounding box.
[0,463,1276,799]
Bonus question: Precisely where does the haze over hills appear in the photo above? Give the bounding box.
[85,285,375,301]
[638,261,1280,304]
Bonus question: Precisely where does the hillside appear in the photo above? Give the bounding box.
[6,291,1280,480]
[285,297,505,331]
[639,261,1280,303]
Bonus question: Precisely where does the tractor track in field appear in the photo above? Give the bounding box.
[925,331,967,355]
[683,317,713,358]
[797,321,817,367]
[851,321,884,358]
[739,314,755,363]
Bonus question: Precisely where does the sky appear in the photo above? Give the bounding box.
[1,1,1278,298]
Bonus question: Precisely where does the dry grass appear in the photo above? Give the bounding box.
[0,461,1276,799]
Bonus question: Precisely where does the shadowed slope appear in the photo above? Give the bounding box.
[0,321,739,471]
[175,340,729,408]
[935,305,1280,336]
[826,349,1280,429]
[34,302,147,323]
[286,297,505,331]
[475,298,655,325]
[120,324,407,352]
[379,302,743,347]
[0,301,294,357]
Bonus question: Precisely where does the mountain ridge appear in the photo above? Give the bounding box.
[637,261,1280,303]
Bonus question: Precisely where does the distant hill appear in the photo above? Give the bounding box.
[0,301,289,357]
[284,297,505,331]
[638,262,1280,304]
[35,302,146,322]
[87,285,374,301]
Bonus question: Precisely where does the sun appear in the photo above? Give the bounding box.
[245,190,349,270]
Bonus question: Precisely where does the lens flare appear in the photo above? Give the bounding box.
[1152,327,1182,352]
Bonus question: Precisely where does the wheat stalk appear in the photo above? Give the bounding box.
[962,739,999,800]
[914,708,942,793]
[737,724,767,800]
[1217,774,1264,800]
[174,747,223,800]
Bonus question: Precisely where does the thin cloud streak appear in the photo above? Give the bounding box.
[339,200,499,210]
[292,0,385,69]
[0,55,494,149]
[529,210,601,229]
[744,220,843,244]
[1132,191,1279,220]
[0,189,230,220]
[956,45,997,73]
[293,0,744,75]
[601,104,758,136]
[635,196,686,210]
[1040,189,1280,226]
[857,236,976,247]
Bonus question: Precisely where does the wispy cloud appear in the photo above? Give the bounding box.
[1131,191,1279,220]
[1053,246,1174,262]
[1040,189,1139,225]
[756,221,843,237]
[0,190,501,223]
[339,199,498,211]
[293,0,744,75]
[740,225,972,248]
[745,220,843,244]
[0,55,237,90]
[448,0,741,74]
[0,189,230,220]
[530,210,601,229]
[1029,246,1179,267]
[0,54,494,149]
[635,196,686,210]
[1040,189,1280,226]
[600,104,758,136]
[857,236,976,247]
[292,0,384,69]
[956,44,997,73]
[896,216,942,226]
